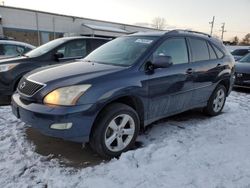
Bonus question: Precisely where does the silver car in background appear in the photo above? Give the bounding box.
[0,40,35,59]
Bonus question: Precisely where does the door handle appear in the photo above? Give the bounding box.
[186,68,194,74]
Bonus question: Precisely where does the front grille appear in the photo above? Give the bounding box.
[18,78,44,96]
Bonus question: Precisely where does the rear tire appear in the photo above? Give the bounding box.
[204,84,227,116]
[90,103,140,158]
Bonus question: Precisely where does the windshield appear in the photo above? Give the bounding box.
[84,36,158,66]
[239,53,250,63]
[25,38,66,58]
[231,49,250,56]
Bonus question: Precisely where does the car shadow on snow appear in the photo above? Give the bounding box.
[25,109,211,168]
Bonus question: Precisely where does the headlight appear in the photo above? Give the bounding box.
[43,85,91,106]
[0,63,19,72]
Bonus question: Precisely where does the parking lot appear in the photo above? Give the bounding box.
[0,89,250,187]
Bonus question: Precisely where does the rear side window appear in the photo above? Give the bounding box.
[189,38,210,62]
[207,43,217,59]
[153,38,188,65]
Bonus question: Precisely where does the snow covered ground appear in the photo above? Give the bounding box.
[0,90,250,188]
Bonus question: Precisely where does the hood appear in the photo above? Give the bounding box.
[0,56,29,64]
[235,62,250,74]
[26,61,125,85]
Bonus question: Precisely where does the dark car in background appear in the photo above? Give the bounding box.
[12,30,235,158]
[234,53,250,89]
[231,48,250,61]
[0,40,35,60]
[0,37,109,105]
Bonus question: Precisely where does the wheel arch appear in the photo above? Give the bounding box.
[217,78,230,95]
[89,95,145,141]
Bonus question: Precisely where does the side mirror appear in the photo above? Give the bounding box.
[152,55,173,69]
[16,47,24,55]
[54,52,64,60]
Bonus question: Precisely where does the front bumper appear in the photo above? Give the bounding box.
[11,93,97,143]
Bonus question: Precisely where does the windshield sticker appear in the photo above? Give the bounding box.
[135,39,153,44]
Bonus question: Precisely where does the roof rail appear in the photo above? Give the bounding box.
[168,30,212,38]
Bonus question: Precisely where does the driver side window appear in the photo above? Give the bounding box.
[153,38,189,65]
[56,40,87,58]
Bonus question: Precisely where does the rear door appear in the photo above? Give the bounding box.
[146,37,194,121]
[187,37,222,106]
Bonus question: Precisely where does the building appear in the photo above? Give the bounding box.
[0,6,159,46]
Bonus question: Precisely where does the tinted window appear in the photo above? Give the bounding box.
[91,39,108,51]
[213,45,224,58]
[207,43,217,59]
[57,40,87,58]
[153,38,188,64]
[189,38,210,62]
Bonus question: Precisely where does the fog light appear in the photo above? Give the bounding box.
[50,123,72,130]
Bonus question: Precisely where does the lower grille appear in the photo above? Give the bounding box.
[18,78,45,96]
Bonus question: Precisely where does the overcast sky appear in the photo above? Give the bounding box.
[2,0,250,40]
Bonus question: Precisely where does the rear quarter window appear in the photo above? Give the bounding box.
[212,45,224,58]
[207,43,217,60]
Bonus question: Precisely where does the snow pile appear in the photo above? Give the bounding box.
[0,91,250,188]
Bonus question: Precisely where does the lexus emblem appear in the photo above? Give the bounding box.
[20,82,26,89]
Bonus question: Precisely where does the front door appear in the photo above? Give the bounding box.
[146,37,194,122]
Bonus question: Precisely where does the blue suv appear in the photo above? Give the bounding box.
[12,30,235,158]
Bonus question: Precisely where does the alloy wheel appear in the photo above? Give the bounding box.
[213,88,225,113]
[104,114,135,152]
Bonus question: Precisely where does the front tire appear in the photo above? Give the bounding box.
[204,84,227,116]
[90,103,140,158]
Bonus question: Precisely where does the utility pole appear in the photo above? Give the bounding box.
[220,23,226,41]
[209,16,215,36]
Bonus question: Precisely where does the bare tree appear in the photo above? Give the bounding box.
[151,17,166,30]
[241,33,250,45]
[231,36,239,45]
